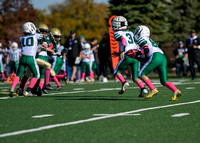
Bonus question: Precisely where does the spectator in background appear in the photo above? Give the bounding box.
[98,31,113,81]
[173,41,188,77]
[64,30,82,82]
[186,30,200,80]
[90,37,100,80]
[4,41,12,77]
[77,35,89,81]
[80,35,88,49]
[0,42,5,81]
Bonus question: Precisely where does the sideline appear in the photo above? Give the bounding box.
[0,100,200,138]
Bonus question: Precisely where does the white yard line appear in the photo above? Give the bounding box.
[32,114,54,118]
[185,87,195,90]
[73,88,84,91]
[0,100,200,138]
[171,113,190,117]
[93,113,141,116]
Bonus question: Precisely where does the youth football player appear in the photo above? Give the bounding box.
[80,43,95,82]
[129,25,181,101]
[7,42,21,74]
[9,22,42,97]
[43,28,63,90]
[111,16,147,97]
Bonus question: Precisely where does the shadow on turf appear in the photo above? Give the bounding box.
[40,95,145,101]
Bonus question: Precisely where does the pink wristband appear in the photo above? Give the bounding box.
[121,37,126,46]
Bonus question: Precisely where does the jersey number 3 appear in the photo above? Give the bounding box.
[126,33,134,44]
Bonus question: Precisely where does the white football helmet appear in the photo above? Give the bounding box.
[11,42,18,51]
[84,43,91,52]
[22,22,36,34]
[134,25,150,41]
[112,16,128,31]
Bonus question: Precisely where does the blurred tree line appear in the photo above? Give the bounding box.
[109,0,200,66]
[109,0,200,41]
[1,0,200,48]
[0,0,109,44]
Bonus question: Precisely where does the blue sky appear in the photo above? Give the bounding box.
[30,0,109,9]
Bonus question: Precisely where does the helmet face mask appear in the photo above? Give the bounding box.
[37,24,49,38]
[112,16,128,31]
[11,42,18,51]
[50,28,62,42]
[134,25,150,41]
[22,22,36,34]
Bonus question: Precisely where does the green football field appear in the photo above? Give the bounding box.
[0,77,200,143]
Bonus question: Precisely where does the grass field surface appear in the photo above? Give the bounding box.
[0,77,200,143]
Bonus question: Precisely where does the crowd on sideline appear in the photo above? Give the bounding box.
[0,30,113,84]
[173,30,200,79]
[0,29,200,85]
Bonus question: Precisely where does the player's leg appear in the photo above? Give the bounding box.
[80,62,87,82]
[138,54,159,99]
[90,61,96,81]
[37,58,54,90]
[130,58,147,97]
[25,56,40,96]
[9,57,26,97]
[44,56,56,88]
[157,54,181,101]
[113,57,129,94]
[0,60,5,81]
[52,57,63,90]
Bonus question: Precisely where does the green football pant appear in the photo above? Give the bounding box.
[9,60,19,73]
[37,55,49,78]
[52,56,64,75]
[17,55,40,79]
[114,55,139,80]
[0,60,4,73]
[139,52,168,85]
[81,62,92,73]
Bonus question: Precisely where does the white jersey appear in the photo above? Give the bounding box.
[82,50,93,63]
[38,43,47,57]
[19,33,43,57]
[135,36,163,57]
[9,49,21,61]
[114,30,138,53]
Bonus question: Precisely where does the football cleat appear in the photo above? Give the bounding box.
[43,84,54,90]
[138,88,148,97]
[57,86,62,90]
[37,87,42,96]
[42,88,49,94]
[170,90,181,101]
[118,81,129,94]
[16,88,24,96]
[24,87,33,97]
[64,75,69,85]
[80,79,85,83]
[9,87,15,97]
[145,89,158,99]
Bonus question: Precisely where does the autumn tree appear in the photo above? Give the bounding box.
[0,0,37,43]
[38,0,110,42]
